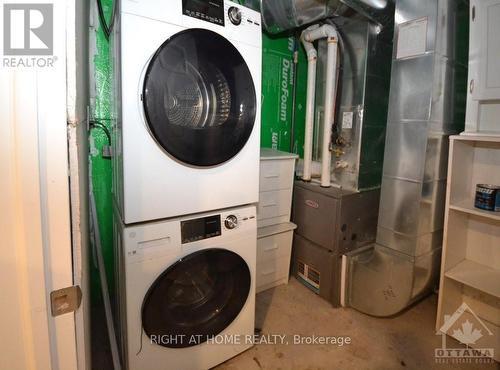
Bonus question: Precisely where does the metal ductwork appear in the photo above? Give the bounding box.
[344,0,469,317]
[260,0,393,34]
[261,0,345,34]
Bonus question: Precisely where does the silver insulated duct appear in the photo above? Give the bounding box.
[260,0,392,34]
[344,0,469,316]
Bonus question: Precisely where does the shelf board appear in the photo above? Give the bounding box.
[453,134,500,143]
[445,260,500,298]
[449,199,500,222]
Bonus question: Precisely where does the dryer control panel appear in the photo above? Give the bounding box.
[182,0,225,26]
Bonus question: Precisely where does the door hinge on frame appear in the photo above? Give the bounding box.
[50,285,82,317]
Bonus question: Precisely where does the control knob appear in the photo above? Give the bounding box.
[224,215,238,230]
[228,6,242,25]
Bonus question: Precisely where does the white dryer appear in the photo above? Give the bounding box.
[112,0,262,224]
[114,205,257,370]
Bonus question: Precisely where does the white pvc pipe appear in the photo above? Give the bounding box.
[301,25,318,182]
[321,35,338,187]
[302,24,339,187]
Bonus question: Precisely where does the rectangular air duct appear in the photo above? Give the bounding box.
[344,0,469,316]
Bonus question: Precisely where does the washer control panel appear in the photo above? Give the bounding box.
[182,0,225,26]
[180,206,256,244]
[181,214,221,244]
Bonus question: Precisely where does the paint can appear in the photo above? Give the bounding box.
[475,184,500,212]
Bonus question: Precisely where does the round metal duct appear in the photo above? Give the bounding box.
[357,0,387,9]
[261,0,345,34]
[260,0,391,34]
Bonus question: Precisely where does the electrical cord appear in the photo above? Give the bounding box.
[90,120,112,146]
[96,0,116,40]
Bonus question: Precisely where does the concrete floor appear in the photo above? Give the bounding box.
[217,278,499,370]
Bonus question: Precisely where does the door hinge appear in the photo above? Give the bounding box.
[50,285,82,317]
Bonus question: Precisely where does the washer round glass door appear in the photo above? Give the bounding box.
[143,29,257,167]
[141,249,251,348]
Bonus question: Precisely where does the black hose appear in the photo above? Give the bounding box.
[90,120,112,145]
[96,0,116,40]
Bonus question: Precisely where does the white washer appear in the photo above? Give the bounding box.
[112,0,262,224]
[114,205,257,370]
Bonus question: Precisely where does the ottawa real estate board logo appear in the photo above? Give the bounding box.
[2,3,55,67]
[435,303,495,364]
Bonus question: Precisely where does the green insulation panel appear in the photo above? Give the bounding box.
[90,0,114,302]
[260,33,296,152]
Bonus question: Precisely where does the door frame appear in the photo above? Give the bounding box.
[0,0,89,369]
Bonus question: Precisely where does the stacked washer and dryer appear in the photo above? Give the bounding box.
[111,1,262,369]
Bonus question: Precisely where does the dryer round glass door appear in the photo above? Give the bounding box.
[141,249,251,348]
[143,29,257,167]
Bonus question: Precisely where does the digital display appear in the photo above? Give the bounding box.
[182,0,225,26]
[181,215,221,244]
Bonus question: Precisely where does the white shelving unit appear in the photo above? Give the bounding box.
[256,149,298,293]
[436,135,500,362]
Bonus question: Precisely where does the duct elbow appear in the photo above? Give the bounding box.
[345,245,441,317]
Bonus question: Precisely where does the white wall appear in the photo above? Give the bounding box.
[0,71,54,370]
[0,1,79,368]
